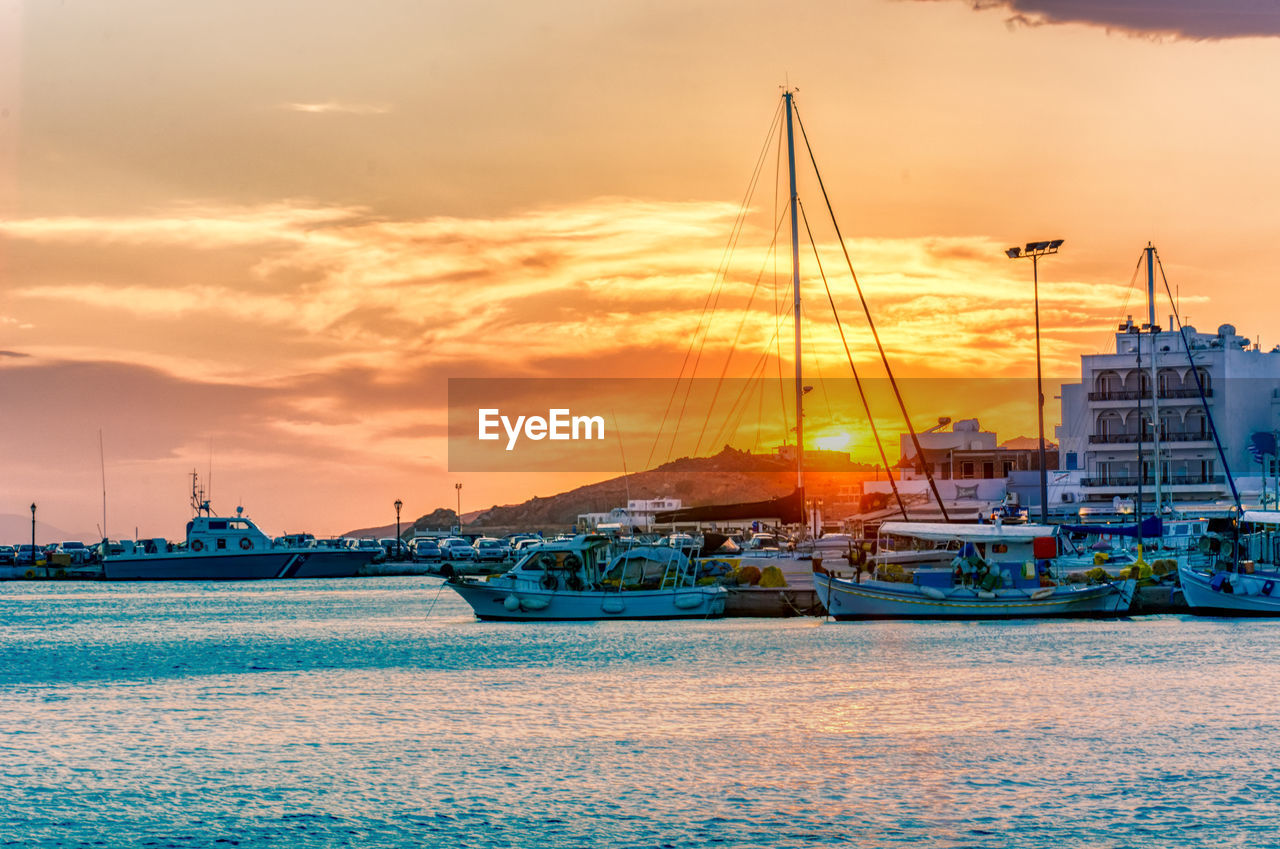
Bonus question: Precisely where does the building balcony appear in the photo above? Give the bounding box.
[1087,388,1213,402]
[1088,431,1213,445]
[1080,475,1225,488]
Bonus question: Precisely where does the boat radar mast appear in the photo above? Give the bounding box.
[190,470,213,517]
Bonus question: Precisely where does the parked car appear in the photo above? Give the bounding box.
[472,537,510,563]
[378,537,405,560]
[411,538,443,562]
[512,538,543,555]
[440,537,477,561]
[14,545,46,567]
[353,537,385,562]
[57,541,91,564]
[0,545,15,565]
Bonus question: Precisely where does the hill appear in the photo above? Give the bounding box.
[345,447,878,537]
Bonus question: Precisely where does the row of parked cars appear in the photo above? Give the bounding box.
[0,541,94,567]
[405,534,546,564]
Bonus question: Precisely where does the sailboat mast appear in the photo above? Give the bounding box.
[785,90,803,491]
[1147,243,1162,522]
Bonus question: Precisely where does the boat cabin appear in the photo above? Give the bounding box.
[185,512,273,554]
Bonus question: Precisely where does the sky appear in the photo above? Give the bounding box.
[3,0,1280,538]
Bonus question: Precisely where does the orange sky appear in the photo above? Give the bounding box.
[3,0,1280,538]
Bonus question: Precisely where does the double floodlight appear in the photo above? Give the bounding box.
[1005,238,1064,259]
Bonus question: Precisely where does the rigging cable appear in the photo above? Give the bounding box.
[793,102,949,520]
[646,100,785,470]
[799,201,908,518]
[1155,251,1241,512]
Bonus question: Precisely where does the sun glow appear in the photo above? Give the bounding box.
[812,431,854,452]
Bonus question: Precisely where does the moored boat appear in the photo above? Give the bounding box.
[1178,510,1280,614]
[447,534,727,621]
[813,521,1136,620]
[102,475,376,581]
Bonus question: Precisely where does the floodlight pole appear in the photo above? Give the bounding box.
[1006,241,1064,525]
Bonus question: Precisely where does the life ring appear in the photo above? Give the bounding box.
[239,537,252,551]
[565,574,585,592]
[539,572,559,591]
[1220,540,1234,558]
[1100,534,1113,543]
[562,553,583,571]
[23,569,34,579]
[191,539,204,552]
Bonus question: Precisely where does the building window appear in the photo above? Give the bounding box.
[961,461,975,479]
[1065,452,1078,471]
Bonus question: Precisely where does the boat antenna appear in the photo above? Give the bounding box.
[99,428,108,541]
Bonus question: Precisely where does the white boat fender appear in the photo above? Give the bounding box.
[1030,587,1054,601]
[977,590,997,600]
[673,593,703,609]
[503,594,521,612]
[920,586,947,600]
[601,597,625,614]
[520,597,550,611]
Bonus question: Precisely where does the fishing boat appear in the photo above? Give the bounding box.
[813,521,1136,619]
[1178,511,1280,614]
[102,474,375,580]
[446,534,727,621]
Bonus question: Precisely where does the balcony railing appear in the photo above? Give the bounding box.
[1081,475,1225,487]
[1087,388,1213,402]
[1088,431,1212,444]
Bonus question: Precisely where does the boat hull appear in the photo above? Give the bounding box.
[1178,564,1280,615]
[448,578,727,621]
[724,586,821,617]
[814,573,1135,620]
[103,549,372,581]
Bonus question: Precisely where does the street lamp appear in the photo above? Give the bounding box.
[455,483,463,533]
[30,503,36,568]
[393,498,403,560]
[1005,239,1064,524]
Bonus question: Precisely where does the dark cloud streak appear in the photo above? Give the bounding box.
[922,1,1280,40]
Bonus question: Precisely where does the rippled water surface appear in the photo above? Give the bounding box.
[1,577,1277,848]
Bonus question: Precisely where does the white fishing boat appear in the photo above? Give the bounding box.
[1178,510,1280,614]
[813,521,1136,619]
[103,474,376,580]
[447,534,727,621]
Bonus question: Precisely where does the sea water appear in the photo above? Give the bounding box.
[1,577,1276,848]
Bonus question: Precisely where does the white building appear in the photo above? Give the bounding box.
[577,497,683,532]
[1057,320,1280,509]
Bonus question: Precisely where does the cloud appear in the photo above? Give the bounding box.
[0,350,28,358]
[281,101,393,115]
[917,0,1280,40]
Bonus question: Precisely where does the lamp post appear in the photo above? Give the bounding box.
[393,498,403,560]
[455,483,463,534]
[30,503,36,569]
[1005,239,1064,525]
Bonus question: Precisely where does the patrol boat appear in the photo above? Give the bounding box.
[102,474,375,580]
